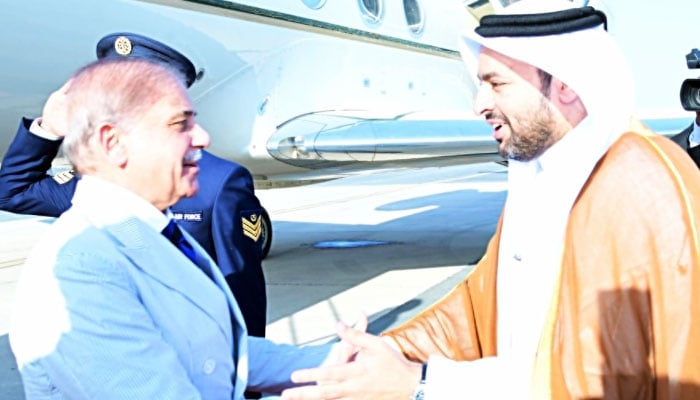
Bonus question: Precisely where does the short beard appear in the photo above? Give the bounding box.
[502,97,556,161]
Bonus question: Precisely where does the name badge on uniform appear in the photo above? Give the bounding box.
[172,211,203,222]
[241,211,261,242]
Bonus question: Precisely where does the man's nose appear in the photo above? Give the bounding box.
[191,123,211,149]
[473,85,494,116]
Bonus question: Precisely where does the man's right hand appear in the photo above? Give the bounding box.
[38,80,72,138]
[281,321,423,400]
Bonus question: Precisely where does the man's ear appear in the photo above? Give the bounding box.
[98,124,127,167]
[554,78,579,104]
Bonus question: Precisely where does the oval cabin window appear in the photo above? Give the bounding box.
[403,0,424,34]
[358,0,383,24]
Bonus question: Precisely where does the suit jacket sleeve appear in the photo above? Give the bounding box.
[246,337,333,393]
[18,251,204,400]
[212,164,267,336]
[0,118,75,216]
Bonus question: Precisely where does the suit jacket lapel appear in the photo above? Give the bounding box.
[78,204,250,395]
[105,217,234,341]
[181,227,250,397]
[183,228,250,336]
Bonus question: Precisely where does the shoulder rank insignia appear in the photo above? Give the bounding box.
[242,213,261,242]
[52,170,75,184]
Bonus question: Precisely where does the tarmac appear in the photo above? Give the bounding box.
[0,161,508,398]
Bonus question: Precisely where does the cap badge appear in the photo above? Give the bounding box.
[114,36,133,56]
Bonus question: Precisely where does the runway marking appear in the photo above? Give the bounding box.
[314,240,389,249]
[0,259,24,269]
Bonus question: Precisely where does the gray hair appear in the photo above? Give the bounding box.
[62,58,185,172]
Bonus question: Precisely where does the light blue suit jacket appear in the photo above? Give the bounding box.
[10,200,330,399]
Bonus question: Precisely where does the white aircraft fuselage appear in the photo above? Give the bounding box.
[0,0,497,181]
[0,0,695,181]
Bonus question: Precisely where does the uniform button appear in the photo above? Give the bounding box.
[513,253,522,261]
[203,359,216,375]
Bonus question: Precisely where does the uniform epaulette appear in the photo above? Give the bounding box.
[53,170,75,184]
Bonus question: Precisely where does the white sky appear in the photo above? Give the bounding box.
[598,0,700,117]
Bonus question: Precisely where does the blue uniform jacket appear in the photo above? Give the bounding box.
[0,118,267,336]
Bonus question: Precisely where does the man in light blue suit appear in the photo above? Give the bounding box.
[9,57,348,399]
[0,33,271,353]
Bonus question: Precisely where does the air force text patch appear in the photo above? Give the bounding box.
[242,212,261,242]
[172,211,203,222]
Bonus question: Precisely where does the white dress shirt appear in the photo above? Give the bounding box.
[70,175,170,233]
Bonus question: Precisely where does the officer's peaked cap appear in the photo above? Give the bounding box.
[96,32,198,88]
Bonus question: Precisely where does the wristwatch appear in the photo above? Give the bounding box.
[410,363,428,400]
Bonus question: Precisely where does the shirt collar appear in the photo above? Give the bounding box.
[72,175,170,233]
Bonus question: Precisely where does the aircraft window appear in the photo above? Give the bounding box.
[301,0,326,9]
[358,0,383,25]
[403,0,424,34]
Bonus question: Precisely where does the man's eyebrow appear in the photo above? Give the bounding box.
[167,110,197,126]
[478,72,499,82]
